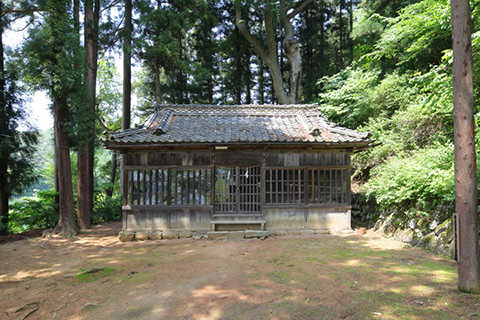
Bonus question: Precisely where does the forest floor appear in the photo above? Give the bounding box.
[1,223,479,320]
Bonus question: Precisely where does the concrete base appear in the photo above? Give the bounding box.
[120,206,351,241]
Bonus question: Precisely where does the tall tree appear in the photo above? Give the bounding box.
[77,0,100,229]
[235,0,313,104]
[122,0,132,130]
[451,0,480,293]
[50,0,79,236]
[0,3,39,234]
[21,0,80,236]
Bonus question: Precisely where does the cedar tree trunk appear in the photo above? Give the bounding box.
[451,0,480,293]
[53,97,78,237]
[77,0,99,229]
[0,8,7,235]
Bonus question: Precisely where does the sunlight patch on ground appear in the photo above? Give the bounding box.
[387,287,404,294]
[11,269,60,280]
[194,308,222,320]
[192,285,248,301]
[430,269,456,283]
[409,285,436,296]
[342,259,362,266]
[152,306,166,318]
[162,290,173,298]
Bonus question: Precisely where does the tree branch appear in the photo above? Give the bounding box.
[235,4,269,62]
[264,3,277,61]
[286,0,314,19]
[101,0,122,14]
[1,8,41,18]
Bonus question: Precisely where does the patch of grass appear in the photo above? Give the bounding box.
[268,270,294,285]
[76,267,115,283]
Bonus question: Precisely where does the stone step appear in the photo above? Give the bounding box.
[210,220,266,231]
[207,230,270,240]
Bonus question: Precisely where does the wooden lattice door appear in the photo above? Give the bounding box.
[214,166,261,214]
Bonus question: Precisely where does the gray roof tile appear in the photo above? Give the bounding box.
[105,104,371,146]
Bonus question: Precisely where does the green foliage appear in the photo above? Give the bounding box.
[0,69,39,195]
[372,0,452,71]
[8,190,58,233]
[91,194,122,224]
[364,146,455,227]
[319,67,379,128]
[320,0,480,231]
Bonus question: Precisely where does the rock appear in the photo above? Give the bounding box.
[245,230,270,239]
[163,230,179,239]
[118,231,135,242]
[434,219,451,236]
[135,232,149,241]
[178,231,193,239]
[417,217,429,230]
[383,214,396,235]
[373,219,383,232]
[422,233,439,252]
[429,220,438,231]
[82,302,101,310]
[408,219,416,230]
[394,229,414,243]
[149,231,163,240]
[192,232,207,240]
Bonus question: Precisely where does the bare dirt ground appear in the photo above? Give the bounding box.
[1,223,479,320]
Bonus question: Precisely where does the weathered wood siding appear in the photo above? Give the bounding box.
[121,147,353,232]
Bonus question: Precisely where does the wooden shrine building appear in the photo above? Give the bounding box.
[104,104,372,237]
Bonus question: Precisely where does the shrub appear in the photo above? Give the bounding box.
[8,189,58,233]
[318,67,379,129]
[91,193,122,224]
[363,145,455,229]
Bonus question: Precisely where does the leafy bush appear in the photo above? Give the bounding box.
[91,193,122,224]
[363,145,455,229]
[318,67,379,129]
[8,190,58,233]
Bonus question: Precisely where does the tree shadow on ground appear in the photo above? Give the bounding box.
[1,225,479,320]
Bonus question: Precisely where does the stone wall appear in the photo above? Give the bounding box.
[374,214,455,258]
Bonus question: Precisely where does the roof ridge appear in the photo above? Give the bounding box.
[153,103,319,109]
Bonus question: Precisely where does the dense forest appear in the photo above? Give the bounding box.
[0,0,479,241]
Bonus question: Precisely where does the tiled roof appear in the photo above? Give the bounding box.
[104,104,372,146]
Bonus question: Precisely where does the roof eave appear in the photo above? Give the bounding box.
[103,140,374,151]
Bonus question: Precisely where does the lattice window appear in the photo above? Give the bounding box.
[127,168,212,206]
[265,168,348,205]
[265,169,305,204]
[308,169,348,205]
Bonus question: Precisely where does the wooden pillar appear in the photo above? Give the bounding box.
[346,153,352,206]
[261,147,267,212]
[120,150,128,230]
